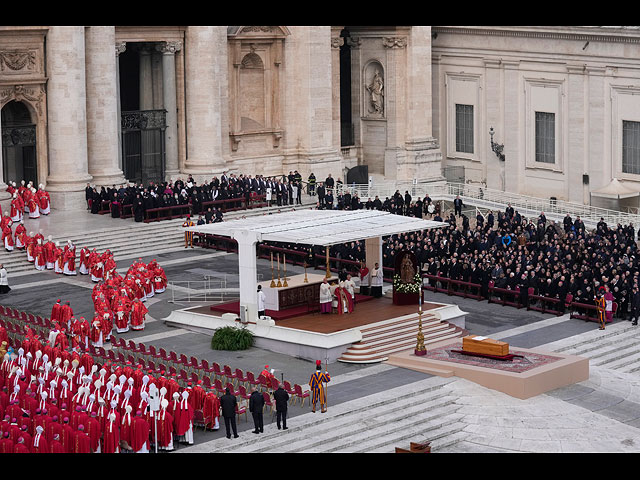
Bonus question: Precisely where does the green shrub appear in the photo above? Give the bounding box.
[210,325,254,351]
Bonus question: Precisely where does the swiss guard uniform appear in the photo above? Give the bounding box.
[182,216,195,248]
[309,360,331,413]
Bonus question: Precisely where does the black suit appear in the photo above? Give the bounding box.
[273,387,289,429]
[249,390,265,433]
[220,393,238,438]
[454,198,463,217]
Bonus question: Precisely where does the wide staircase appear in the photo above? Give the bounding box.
[547,321,640,375]
[338,312,467,363]
[1,196,318,276]
[182,375,467,453]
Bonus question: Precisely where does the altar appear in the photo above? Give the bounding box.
[259,273,326,311]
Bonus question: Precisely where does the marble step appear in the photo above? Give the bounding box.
[261,394,459,453]
[551,323,637,354]
[562,329,640,358]
[188,376,456,454]
[347,419,467,454]
[590,340,640,369]
[338,330,464,363]
[353,322,455,350]
[359,317,441,342]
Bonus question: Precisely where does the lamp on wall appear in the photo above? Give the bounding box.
[489,127,505,162]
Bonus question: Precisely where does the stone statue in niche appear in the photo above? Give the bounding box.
[366,68,384,116]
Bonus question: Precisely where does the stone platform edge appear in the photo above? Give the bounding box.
[384,338,589,400]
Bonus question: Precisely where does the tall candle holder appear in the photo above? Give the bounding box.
[415,290,427,356]
[283,254,289,287]
[276,253,282,287]
[325,246,331,279]
[270,251,276,288]
[303,261,309,283]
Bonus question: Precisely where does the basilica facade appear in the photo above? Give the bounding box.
[1,25,640,210]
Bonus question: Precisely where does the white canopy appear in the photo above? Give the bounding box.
[591,178,640,199]
[186,209,448,246]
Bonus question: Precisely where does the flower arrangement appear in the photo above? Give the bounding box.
[393,273,422,294]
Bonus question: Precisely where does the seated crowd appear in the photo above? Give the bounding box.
[250,191,640,321]
[85,170,311,223]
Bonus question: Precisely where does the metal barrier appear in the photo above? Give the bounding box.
[169,275,231,304]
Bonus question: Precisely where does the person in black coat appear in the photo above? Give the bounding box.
[133,194,145,222]
[453,195,463,217]
[249,388,265,434]
[273,383,289,430]
[220,388,239,439]
[631,286,640,325]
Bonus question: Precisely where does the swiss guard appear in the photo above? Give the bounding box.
[309,360,331,414]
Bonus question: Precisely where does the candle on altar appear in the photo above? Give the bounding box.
[271,251,274,269]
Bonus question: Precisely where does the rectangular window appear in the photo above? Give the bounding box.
[623,120,640,175]
[455,104,474,154]
[535,112,555,164]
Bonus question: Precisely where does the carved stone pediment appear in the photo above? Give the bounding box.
[0,84,46,115]
[0,50,37,72]
[382,36,407,49]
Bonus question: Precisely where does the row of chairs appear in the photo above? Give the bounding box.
[1,304,313,410]
[108,335,311,406]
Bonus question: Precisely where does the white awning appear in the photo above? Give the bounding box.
[591,178,640,199]
[186,209,448,246]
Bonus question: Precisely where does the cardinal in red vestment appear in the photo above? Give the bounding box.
[102,413,120,454]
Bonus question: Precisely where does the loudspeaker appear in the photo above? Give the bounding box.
[583,174,589,185]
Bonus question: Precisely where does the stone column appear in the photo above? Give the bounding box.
[484,59,503,191]
[365,236,383,275]
[116,41,126,173]
[139,46,153,110]
[235,231,259,322]
[84,26,126,187]
[503,61,520,193]
[567,65,586,204]
[184,26,226,176]
[157,41,182,181]
[330,30,344,159]
[45,26,93,210]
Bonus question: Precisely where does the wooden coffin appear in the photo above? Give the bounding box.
[462,335,509,356]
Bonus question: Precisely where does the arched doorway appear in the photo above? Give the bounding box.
[1,101,37,186]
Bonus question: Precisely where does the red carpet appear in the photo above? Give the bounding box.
[210,294,375,320]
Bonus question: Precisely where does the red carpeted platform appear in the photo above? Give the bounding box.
[209,294,375,320]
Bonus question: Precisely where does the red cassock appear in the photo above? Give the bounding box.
[202,393,220,429]
[102,419,120,454]
[31,433,49,453]
[130,302,148,329]
[0,438,14,454]
[65,247,76,272]
[44,241,56,264]
[85,416,101,452]
[61,423,75,453]
[156,410,173,448]
[175,400,194,436]
[14,442,29,453]
[34,244,46,267]
[120,414,133,446]
[2,225,14,248]
[49,439,65,453]
[60,304,73,327]
[74,430,91,453]
[130,415,150,452]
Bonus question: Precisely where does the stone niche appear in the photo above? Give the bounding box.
[227,26,290,158]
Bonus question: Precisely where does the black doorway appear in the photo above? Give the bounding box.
[1,101,37,186]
